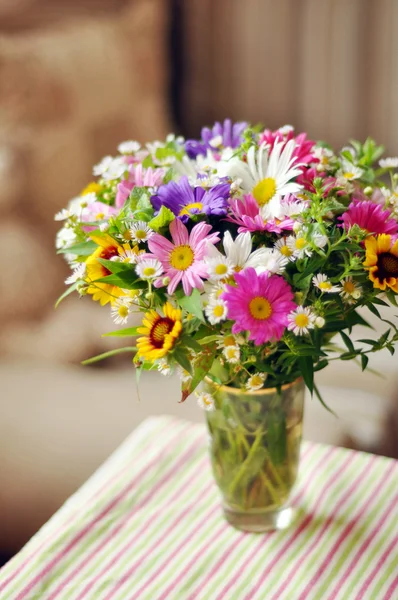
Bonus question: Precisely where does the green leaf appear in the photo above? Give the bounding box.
[173,349,193,374]
[181,343,217,402]
[97,258,134,274]
[180,334,202,352]
[57,241,97,256]
[366,303,381,319]
[298,355,314,394]
[176,288,204,322]
[148,206,175,232]
[102,327,140,337]
[361,354,369,371]
[340,331,355,353]
[54,282,78,308]
[197,335,220,345]
[81,346,136,365]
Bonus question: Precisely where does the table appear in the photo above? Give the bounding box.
[0,416,397,599]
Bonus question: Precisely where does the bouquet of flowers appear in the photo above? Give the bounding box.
[56,121,398,409]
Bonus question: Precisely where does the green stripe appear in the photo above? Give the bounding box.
[62,447,208,598]
[6,419,186,599]
[367,547,398,599]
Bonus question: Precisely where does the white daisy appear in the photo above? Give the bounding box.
[117,246,139,264]
[204,297,228,325]
[288,306,316,336]
[337,160,364,181]
[246,373,266,391]
[379,157,398,169]
[274,238,296,261]
[118,140,141,154]
[110,298,132,325]
[65,263,86,285]
[277,124,294,136]
[205,254,234,282]
[312,274,340,293]
[223,345,240,364]
[206,230,276,275]
[287,235,311,258]
[56,226,77,250]
[196,391,215,412]
[156,358,171,376]
[130,221,154,244]
[93,156,126,181]
[136,257,163,280]
[54,208,73,221]
[219,140,303,219]
[340,276,362,303]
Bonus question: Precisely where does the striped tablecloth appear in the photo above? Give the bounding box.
[0,416,397,600]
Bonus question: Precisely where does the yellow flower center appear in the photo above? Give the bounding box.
[170,245,194,270]
[215,264,228,275]
[226,347,238,359]
[223,335,236,346]
[179,202,203,216]
[118,305,129,318]
[252,177,277,206]
[280,244,293,257]
[295,238,307,250]
[295,313,309,328]
[122,231,132,241]
[81,182,102,196]
[249,296,273,320]
[135,229,147,240]
[343,281,355,294]
[319,281,332,291]
[203,395,212,406]
[250,375,263,388]
[343,172,354,179]
[95,212,105,220]
[213,305,224,317]
[143,267,156,277]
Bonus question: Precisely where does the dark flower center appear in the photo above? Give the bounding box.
[99,246,119,276]
[377,252,398,280]
[150,318,174,348]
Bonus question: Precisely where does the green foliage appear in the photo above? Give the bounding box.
[148,206,175,232]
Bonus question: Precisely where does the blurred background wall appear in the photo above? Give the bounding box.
[1,0,398,562]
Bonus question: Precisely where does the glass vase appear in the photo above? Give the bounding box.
[203,377,305,533]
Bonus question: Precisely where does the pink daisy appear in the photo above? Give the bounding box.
[339,199,398,236]
[259,127,317,165]
[115,165,165,208]
[81,201,117,232]
[227,194,294,234]
[148,219,219,295]
[221,267,296,345]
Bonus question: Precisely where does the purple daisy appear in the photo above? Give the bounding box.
[150,176,230,223]
[339,199,398,236]
[185,119,247,158]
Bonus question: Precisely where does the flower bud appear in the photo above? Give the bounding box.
[145,291,154,301]
[364,186,373,196]
[162,276,170,286]
[315,316,325,328]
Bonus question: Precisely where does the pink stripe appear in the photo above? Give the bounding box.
[269,454,377,600]
[297,461,396,600]
[46,437,203,599]
[326,490,398,600]
[14,424,197,600]
[385,574,398,600]
[158,443,313,600]
[214,444,334,600]
[0,418,173,595]
[73,455,210,600]
[356,537,398,599]
[113,505,220,600]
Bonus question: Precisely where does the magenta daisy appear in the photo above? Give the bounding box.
[339,199,398,236]
[227,194,294,234]
[221,267,296,345]
[148,219,219,295]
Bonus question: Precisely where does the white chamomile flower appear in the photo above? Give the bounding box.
[246,373,266,391]
[312,273,340,293]
[55,208,73,221]
[379,157,398,169]
[130,221,154,244]
[216,334,238,349]
[340,276,362,303]
[136,257,163,280]
[274,238,296,261]
[287,235,311,258]
[338,160,364,181]
[93,156,126,181]
[277,124,294,136]
[205,297,228,324]
[205,254,234,282]
[56,226,77,250]
[68,193,97,215]
[157,358,171,376]
[288,306,316,336]
[223,345,240,364]
[118,246,139,264]
[313,146,334,170]
[196,391,215,412]
[313,233,328,249]
[118,140,141,154]
[219,140,303,219]
[110,297,132,325]
[281,199,307,219]
[207,230,276,275]
[262,250,289,274]
[65,263,86,285]
[178,367,192,385]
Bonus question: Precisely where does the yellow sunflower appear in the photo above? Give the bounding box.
[363,234,398,293]
[81,181,103,196]
[86,234,131,305]
[136,303,182,361]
